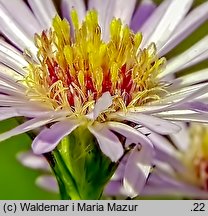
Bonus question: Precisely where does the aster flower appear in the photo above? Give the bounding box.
[1,0,208,199]
[141,123,208,199]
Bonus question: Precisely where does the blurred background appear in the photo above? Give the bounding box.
[0,119,58,199]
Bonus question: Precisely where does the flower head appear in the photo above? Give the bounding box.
[140,123,208,199]
[25,10,165,115]
[188,124,208,190]
[174,123,208,192]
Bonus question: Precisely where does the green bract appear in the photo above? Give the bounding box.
[45,126,117,199]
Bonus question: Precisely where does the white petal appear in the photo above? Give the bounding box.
[0,62,23,79]
[110,112,181,134]
[0,95,28,105]
[27,0,57,29]
[61,0,86,22]
[0,40,27,75]
[110,160,126,181]
[32,120,80,154]
[86,91,112,120]
[0,64,26,90]
[159,2,208,55]
[142,0,193,50]
[104,180,125,196]
[123,144,154,197]
[89,0,136,41]
[160,35,208,78]
[130,0,156,32]
[0,3,37,54]
[156,113,208,123]
[0,107,59,121]
[153,160,176,179]
[88,0,115,41]
[110,154,130,182]
[136,126,186,172]
[17,151,50,171]
[0,0,42,36]
[169,122,189,152]
[156,83,208,105]
[0,85,25,98]
[36,175,59,193]
[173,69,208,88]
[113,0,136,26]
[140,0,172,47]
[128,104,172,114]
[88,123,124,162]
[137,126,176,155]
[180,50,208,70]
[154,110,198,115]
[0,98,32,107]
[0,107,24,121]
[171,84,208,107]
[0,97,28,107]
[106,121,153,148]
[142,171,208,199]
[0,116,56,142]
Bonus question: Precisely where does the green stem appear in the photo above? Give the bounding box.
[45,151,81,199]
[44,126,118,200]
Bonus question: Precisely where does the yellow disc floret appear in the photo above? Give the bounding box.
[24,10,166,115]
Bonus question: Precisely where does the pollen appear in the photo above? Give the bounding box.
[24,10,166,115]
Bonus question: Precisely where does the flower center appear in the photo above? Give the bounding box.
[184,124,208,191]
[24,10,166,115]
